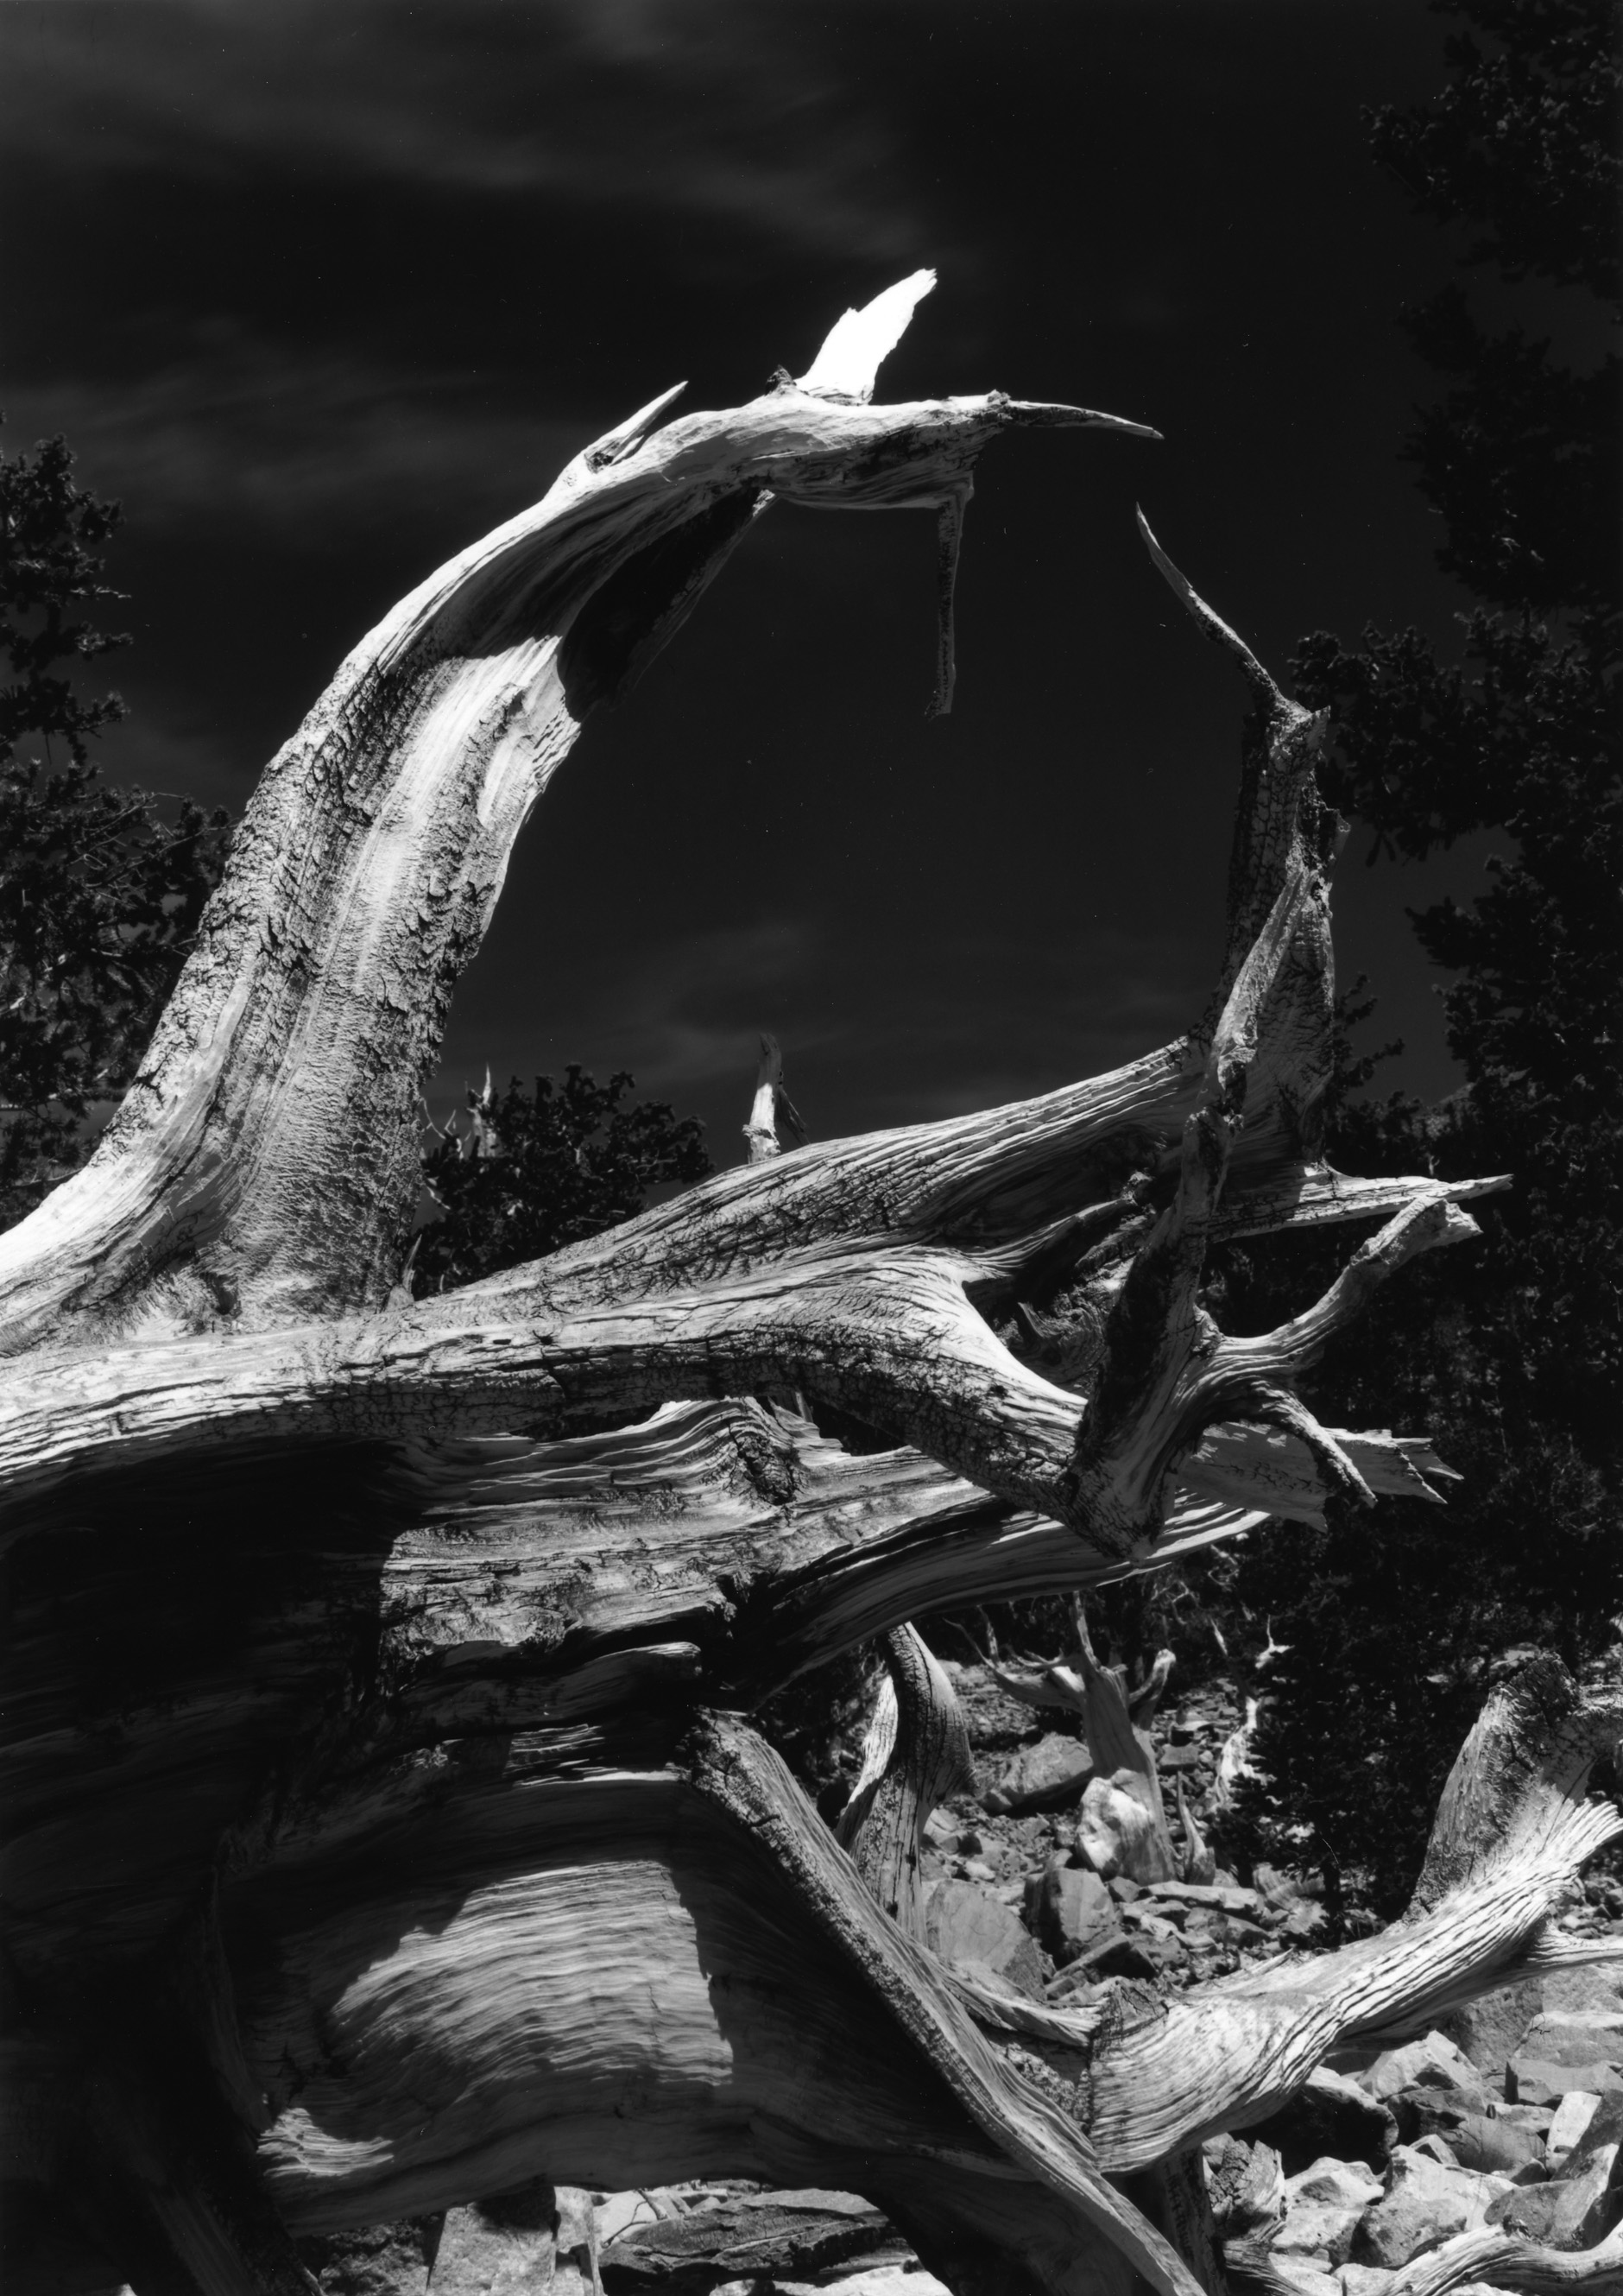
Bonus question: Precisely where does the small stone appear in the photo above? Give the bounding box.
[433,2182,597,2296]
[1075,1932,1160,1982]
[1499,2103,1556,2135]
[980,1733,1095,1815]
[1290,2159,1385,2207]
[1142,1880,1266,1918]
[925,1879,1045,1999]
[1339,2265,1394,2296]
[1507,2056,1623,2107]
[1355,2146,1509,2270]
[1076,1770,1176,1885]
[301,2221,438,2296]
[1262,2261,1341,2296]
[1360,2032,1490,2113]
[1276,2157,1383,2269]
[1027,1858,1117,1967]
[1408,2134,1460,2166]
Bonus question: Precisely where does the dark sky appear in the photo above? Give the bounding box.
[1,0,1525,1159]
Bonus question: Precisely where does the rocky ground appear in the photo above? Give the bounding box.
[313,1660,1623,2296]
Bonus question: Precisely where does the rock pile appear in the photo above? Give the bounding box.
[303,1658,1623,2296]
[919,1659,1321,1996]
[1213,2004,1623,2293]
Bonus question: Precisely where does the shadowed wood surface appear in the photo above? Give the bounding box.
[0,279,1570,2296]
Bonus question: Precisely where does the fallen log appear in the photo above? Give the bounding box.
[0,275,1560,2296]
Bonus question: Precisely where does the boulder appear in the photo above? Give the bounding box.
[1439,1982,1541,2089]
[1548,2090,1604,2159]
[1359,2031,1491,2116]
[1486,2146,1621,2252]
[1025,1857,1117,1966]
[1248,2066,1398,2177]
[925,1879,1045,1998]
[1512,2013,1623,2074]
[981,1733,1094,1815]
[432,2184,599,2296]
[1076,1769,1176,1885]
[1274,2158,1383,2269]
[1540,1967,1623,2021]
[1506,2013,1623,2107]
[1422,2109,1545,2179]
[1353,2146,1510,2270]
[1507,2056,1623,2106]
[1487,2097,1623,2251]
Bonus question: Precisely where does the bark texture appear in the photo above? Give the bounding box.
[0,278,1589,2296]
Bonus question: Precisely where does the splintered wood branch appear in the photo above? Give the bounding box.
[0,1224,1465,1545]
[0,274,1536,2296]
[0,280,1157,1359]
[742,1034,805,1164]
[57,1657,1613,2296]
[685,1714,1208,2296]
[984,1657,1623,2173]
[837,1625,975,1933]
[1386,2221,1623,2296]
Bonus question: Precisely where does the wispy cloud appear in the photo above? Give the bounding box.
[433,907,1199,1149]
[2,341,590,532]
[3,0,930,268]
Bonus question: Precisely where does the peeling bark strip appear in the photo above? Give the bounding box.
[0,276,1562,2296]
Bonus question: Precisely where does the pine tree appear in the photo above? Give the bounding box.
[414,1066,712,1291]
[1221,0,1622,1913]
[1,433,231,1226]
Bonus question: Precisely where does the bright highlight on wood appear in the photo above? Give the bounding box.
[3,277,1599,2296]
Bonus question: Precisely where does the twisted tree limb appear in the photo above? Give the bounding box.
[837,1625,976,1933]
[0,276,1543,2296]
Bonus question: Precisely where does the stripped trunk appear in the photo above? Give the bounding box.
[2,275,1613,2296]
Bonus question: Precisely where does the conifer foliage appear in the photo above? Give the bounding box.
[414,1066,712,1292]
[1222,0,1622,1913]
[0,434,231,1227]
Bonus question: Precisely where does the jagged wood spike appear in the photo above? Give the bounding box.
[837,1624,976,1934]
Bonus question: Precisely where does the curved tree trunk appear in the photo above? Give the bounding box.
[1,277,1592,2296]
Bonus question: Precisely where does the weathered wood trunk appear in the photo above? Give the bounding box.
[2,276,1614,2296]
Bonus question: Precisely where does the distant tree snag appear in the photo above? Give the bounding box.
[0,278,1601,2296]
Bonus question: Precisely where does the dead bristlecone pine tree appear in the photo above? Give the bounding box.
[5,273,1620,2296]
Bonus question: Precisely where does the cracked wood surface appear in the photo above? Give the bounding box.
[0,276,1544,2296]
